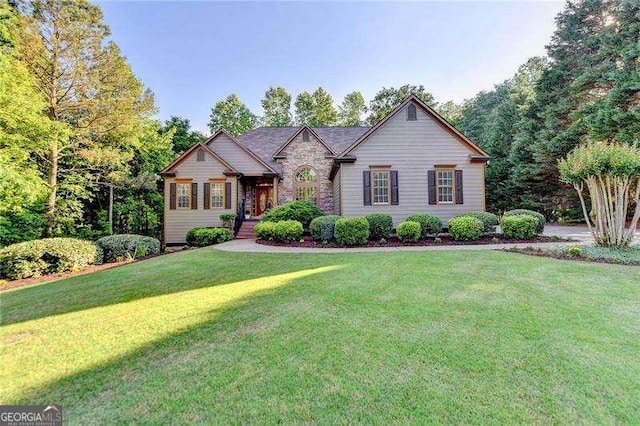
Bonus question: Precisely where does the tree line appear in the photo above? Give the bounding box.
[1,0,637,247]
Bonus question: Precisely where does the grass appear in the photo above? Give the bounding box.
[1,248,639,423]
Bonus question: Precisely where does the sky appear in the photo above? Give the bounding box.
[97,1,566,133]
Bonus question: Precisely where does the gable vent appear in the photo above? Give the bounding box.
[196,148,205,161]
[302,129,310,141]
[407,104,417,121]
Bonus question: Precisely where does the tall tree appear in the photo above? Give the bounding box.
[160,116,205,154]
[294,91,314,125]
[436,100,465,128]
[17,0,155,235]
[367,84,436,125]
[310,87,337,126]
[208,94,257,136]
[261,86,292,126]
[338,91,367,126]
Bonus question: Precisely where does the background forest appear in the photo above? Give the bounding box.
[0,0,638,246]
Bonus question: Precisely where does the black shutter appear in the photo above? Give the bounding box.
[203,183,210,210]
[191,182,198,209]
[169,183,176,210]
[390,170,399,205]
[428,170,436,205]
[225,182,232,209]
[363,171,371,206]
[455,170,464,204]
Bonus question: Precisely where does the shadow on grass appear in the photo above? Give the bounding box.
[0,248,347,326]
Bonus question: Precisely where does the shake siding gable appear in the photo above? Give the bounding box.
[164,148,237,244]
[340,104,485,224]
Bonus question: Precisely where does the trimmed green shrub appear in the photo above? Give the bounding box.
[219,213,235,229]
[456,211,499,233]
[405,214,443,239]
[273,220,304,243]
[185,227,232,247]
[0,238,101,280]
[254,222,277,241]
[261,201,324,228]
[96,234,161,262]
[448,216,484,241]
[503,209,545,234]
[334,217,370,246]
[396,221,421,243]
[500,215,538,240]
[310,215,340,242]
[365,213,393,241]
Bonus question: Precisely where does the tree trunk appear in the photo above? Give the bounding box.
[46,147,58,236]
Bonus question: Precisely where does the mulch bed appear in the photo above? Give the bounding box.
[257,234,569,249]
[505,247,640,266]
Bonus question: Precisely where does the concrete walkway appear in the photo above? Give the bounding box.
[215,225,613,254]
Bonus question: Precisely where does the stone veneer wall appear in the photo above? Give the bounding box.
[276,132,334,213]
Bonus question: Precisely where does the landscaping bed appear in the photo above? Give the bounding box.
[257,234,568,248]
[507,245,640,266]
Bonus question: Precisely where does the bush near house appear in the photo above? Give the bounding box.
[405,214,443,239]
[503,209,545,234]
[448,216,484,241]
[334,217,370,246]
[219,213,235,230]
[185,227,232,247]
[96,234,161,263]
[365,213,393,241]
[455,211,499,233]
[254,222,277,241]
[310,215,341,242]
[273,220,304,243]
[396,221,421,243]
[261,201,324,229]
[0,238,101,280]
[501,215,539,240]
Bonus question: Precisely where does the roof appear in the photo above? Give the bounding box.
[236,126,370,173]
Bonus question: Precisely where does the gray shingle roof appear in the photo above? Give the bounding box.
[236,126,370,173]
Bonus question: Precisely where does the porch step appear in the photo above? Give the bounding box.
[236,219,259,239]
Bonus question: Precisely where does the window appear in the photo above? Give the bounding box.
[177,183,191,208]
[210,180,224,209]
[294,166,318,204]
[407,104,417,121]
[437,169,454,204]
[372,169,390,205]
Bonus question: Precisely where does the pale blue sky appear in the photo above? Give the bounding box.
[98,1,565,133]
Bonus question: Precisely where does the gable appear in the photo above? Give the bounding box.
[273,126,336,158]
[162,143,235,177]
[206,132,272,175]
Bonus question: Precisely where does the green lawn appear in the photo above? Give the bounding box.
[1,249,639,423]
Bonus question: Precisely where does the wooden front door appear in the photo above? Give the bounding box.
[255,188,272,216]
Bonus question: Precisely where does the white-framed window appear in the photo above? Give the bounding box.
[210,180,225,209]
[177,183,191,209]
[372,169,390,205]
[437,169,454,204]
[294,166,318,204]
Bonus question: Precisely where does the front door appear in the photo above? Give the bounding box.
[255,188,271,216]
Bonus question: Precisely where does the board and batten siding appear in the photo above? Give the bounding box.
[340,103,485,225]
[164,149,237,244]
[332,171,341,215]
[207,133,270,174]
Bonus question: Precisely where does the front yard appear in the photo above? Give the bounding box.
[1,249,639,423]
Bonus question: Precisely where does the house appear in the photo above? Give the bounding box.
[161,95,490,244]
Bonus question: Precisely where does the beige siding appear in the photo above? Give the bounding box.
[332,171,341,215]
[207,133,270,174]
[164,149,237,244]
[341,104,486,225]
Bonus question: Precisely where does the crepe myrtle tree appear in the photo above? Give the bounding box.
[559,140,640,247]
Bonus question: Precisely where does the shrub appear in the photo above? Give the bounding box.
[219,213,235,229]
[396,221,421,243]
[261,201,324,228]
[456,211,499,233]
[448,216,484,241]
[405,214,443,239]
[273,220,304,243]
[567,245,582,256]
[254,222,277,241]
[0,238,101,280]
[185,227,232,247]
[503,209,545,234]
[96,234,161,262]
[365,213,393,241]
[500,215,538,240]
[310,215,340,242]
[334,217,370,246]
